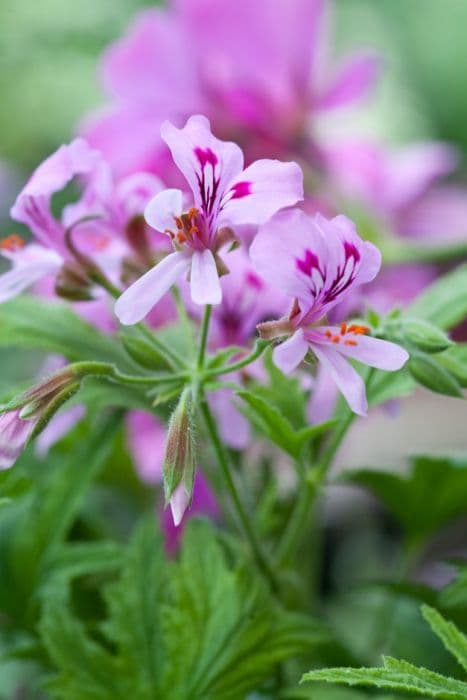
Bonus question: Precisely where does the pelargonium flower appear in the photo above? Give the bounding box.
[0,409,36,470]
[250,209,409,415]
[114,115,303,324]
[4,138,165,305]
[82,1,379,178]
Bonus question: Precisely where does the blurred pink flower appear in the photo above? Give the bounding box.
[81,0,379,177]
[0,409,36,470]
[251,209,408,415]
[115,114,303,323]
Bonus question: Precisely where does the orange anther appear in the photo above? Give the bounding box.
[332,335,340,343]
[0,234,25,251]
[349,324,370,335]
[174,216,183,229]
[177,231,187,243]
[344,339,358,346]
[340,322,347,335]
[325,330,332,338]
[187,207,199,220]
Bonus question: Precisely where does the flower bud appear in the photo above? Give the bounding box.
[402,319,452,354]
[0,367,81,468]
[55,261,95,301]
[163,389,196,526]
[408,355,463,398]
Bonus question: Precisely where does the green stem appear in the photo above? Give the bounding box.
[200,396,279,592]
[71,361,184,387]
[276,370,376,568]
[197,305,212,370]
[203,339,269,378]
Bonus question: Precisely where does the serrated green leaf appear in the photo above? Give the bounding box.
[102,517,165,696]
[40,601,121,700]
[422,606,467,673]
[344,454,467,543]
[161,520,329,700]
[301,655,467,699]
[408,264,467,330]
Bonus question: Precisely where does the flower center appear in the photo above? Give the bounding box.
[168,207,206,248]
[324,322,370,346]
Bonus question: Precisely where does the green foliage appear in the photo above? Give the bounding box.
[0,296,133,369]
[408,264,467,331]
[422,606,467,674]
[344,454,467,544]
[39,519,329,700]
[302,605,467,699]
[401,318,453,354]
[237,389,334,458]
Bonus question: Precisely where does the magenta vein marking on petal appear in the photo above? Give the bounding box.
[296,249,321,277]
[229,181,252,200]
[194,147,218,168]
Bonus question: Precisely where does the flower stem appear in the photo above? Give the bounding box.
[200,396,279,592]
[197,305,212,370]
[276,370,375,568]
[203,339,269,378]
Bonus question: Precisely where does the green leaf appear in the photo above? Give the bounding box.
[422,606,467,673]
[101,517,165,696]
[0,413,122,625]
[344,454,467,543]
[367,367,415,406]
[40,601,121,700]
[408,264,467,330]
[441,564,467,611]
[206,346,245,370]
[237,390,333,458]
[0,296,133,369]
[161,520,329,700]
[301,655,467,699]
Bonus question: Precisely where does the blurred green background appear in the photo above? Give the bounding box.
[0,0,466,175]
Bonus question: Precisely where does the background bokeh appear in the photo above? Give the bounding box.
[1,0,467,170]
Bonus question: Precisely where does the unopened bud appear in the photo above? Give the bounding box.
[55,261,95,301]
[408,355,463,398]
[163,389,196,526]
[124,215,152,265]
[402,319,452,354]
[0,367,81,468]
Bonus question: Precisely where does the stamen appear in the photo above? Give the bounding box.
[0,234,25,252]
[344,339,358,346]
[348,324,370,335]
[325,330,332,338]
[340,322,347,335]
[331,335,340,343]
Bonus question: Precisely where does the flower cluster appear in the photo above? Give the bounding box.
[1,0,465,539]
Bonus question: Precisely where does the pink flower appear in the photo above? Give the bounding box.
[4,139,168,305]
[114,115,303,323]
[82,1,379,176]
[250,209,409,415]
[0,409,36,470]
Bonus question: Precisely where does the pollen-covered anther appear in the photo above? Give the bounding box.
[348,324,370,335]
[331,335,340,343]
[0,234,25,252]
[344,339,358,346]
